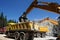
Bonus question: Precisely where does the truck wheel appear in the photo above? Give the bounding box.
[40,32,46,38]
[15,32,20,40]
[56,38,60,40]
[37,33,40,37]
[28,33,34,40]
[42,32,46,38]
[25,33,29,40]
[19,32,25,40]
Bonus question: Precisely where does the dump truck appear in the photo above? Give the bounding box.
[5,22,49,40]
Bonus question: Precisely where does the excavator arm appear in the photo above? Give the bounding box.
[25,0,37,14]
[25,0,60,14]
[19,0,60,22]
[35,3,60,14]
[19,0,37,22]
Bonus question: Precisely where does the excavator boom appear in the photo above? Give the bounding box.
[25,0,60,14]
[35,4,60,13]
[19,0,60,22]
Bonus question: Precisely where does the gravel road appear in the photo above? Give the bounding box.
[0,34,14,40]
[0,34,57,40]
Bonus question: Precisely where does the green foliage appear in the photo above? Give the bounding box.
[0,12,7,27]
[0,12,17,27]
[8,20,16,23]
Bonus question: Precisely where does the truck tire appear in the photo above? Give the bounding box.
[15,32,20,40]
[28,33,34,40]
[34,33,40,37]
[19,32,25,40]
[40,32,46,38]
[56,38,60,40]
[25,33,29,40]
[36,33,40,37]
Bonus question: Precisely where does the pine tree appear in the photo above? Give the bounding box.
[0,12,7,27]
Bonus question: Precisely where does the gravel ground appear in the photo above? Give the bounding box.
[0,34,57,40]
[34,37,57,40]
[0,34,14,40]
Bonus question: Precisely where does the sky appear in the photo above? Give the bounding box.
[0,0,60,21]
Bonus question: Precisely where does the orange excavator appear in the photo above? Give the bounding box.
[19,0,60,22]
[19,0,60,40]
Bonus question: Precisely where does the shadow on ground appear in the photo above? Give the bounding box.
[4,36,14,39]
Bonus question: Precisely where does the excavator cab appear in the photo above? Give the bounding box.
[19,12,29,22]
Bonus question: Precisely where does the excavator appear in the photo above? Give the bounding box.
[19,0,60,40]
[19,0,60,22]
[6,0,60,40]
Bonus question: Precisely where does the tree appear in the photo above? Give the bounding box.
[8,20,16,23]
[0,12,7,27]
